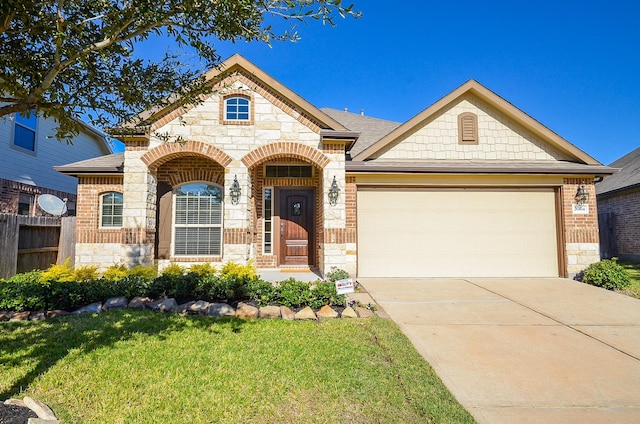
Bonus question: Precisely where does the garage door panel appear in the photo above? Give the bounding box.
[357,189,559,278]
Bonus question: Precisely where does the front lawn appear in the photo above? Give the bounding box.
[620,261,640,299]
[0,311,474,423]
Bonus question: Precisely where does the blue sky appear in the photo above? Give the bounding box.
[134,1,639,165]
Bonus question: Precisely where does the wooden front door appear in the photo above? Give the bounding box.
[278,189,314,266]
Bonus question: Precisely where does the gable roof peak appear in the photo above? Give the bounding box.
[352,80,600,165]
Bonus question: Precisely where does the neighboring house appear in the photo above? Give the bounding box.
[55,54,615,278]
[596,147,640,262]
[0,112,112,216]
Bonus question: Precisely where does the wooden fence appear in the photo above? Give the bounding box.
[0,214,76,279]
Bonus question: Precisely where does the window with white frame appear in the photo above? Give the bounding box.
[263,188,273,254]
[173,183,223,256]
[13,112,37,151]
[100,192,123,227]
[224,96,250,121]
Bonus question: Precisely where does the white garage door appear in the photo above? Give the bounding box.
[357,188,559,278]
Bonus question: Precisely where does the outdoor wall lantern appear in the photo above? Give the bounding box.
[574,182,589,205]
[328,176,340,206]
[230,175,241,205]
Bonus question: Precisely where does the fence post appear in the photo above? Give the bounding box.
[0,214,19,279]
[58,216,76,266]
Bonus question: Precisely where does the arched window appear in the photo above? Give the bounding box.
[173,183,223,256]
[100,192,123,227]
[224,96,250,121]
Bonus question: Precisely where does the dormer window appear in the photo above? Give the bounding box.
[458,112,478,145]
[224,96,250,121]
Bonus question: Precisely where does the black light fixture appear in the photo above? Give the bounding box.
[574,182,589,205]
[230,175,241,205]
[328,176,340,206]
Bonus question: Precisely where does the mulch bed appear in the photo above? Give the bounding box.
[0,403,37,424]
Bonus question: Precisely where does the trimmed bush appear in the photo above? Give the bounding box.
[582,258,630,291]
[309,281,345,308]
[325,267,349,282]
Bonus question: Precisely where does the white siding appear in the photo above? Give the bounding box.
[0,114,110,193]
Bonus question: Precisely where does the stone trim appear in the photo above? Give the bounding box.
[141,140,233,169]
[241,142,331,169]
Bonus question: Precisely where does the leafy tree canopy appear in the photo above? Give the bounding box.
[0,0,360,140]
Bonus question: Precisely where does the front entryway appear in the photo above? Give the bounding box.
[277,189,314,266]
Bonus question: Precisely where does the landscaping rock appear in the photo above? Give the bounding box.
[29,311,46,321]
[10,311,30,321]
[188,300,210,315]
[340,306,358,318]
[28,418,60,423]
[103,296,129,311]
[46,310,70,319]
[0,310,11,321]
[176,301,196,314]
[294,306,317,320]
[235,302,259,319]
[24,397,56,420]
[374,309,390,319]
[259,305,281,319]
[207,303,235,317]
[128,297,151,310]
[158,298,178,313]
[147,299,166,311]
[316,305,338,319]
[355,307,374,318]
[5,398,27,407]
[280,306,295,321]
[72,302,102,315]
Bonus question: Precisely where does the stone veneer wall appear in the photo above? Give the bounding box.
[563,178,600,277]
[597,188,640,262]
[80,76,351,275]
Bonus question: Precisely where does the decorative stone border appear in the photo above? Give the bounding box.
[2,397,59,423]
[0,296,387,323]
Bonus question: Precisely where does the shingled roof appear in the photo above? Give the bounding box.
[321,108,401,158]
[54,152,124,175]
[596,147,640,196]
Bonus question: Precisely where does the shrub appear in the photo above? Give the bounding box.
[127,265,157,281]
[162,263,187,277]
[40,259,75,283]
[73,265,100,281]
[276,278,311,308]
[582,258,630,291]
[309,281,345,308]
[189,263,218,278]
[325,267,349,282]
[246,279,277,306]
[0,272,48,311]
[102,264,128,281]
[220,261,257,280]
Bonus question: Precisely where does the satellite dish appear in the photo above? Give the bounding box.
[38,194,67,216]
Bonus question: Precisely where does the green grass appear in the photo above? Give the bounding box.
[0,311,474,423]
[620,261,640,299]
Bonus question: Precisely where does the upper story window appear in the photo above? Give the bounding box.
[458,112,479,145]
[224,96,250,121]
[100,192,123,228]
[13,112,37,152]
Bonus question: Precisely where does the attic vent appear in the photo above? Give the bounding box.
[458,112,478,145]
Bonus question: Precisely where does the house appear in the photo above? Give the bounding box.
[55,54,615,278]
[596,147,640,262]
[0,112,112,216]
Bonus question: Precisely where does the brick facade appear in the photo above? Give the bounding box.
[598,188,640,261]
[0,177,77,216]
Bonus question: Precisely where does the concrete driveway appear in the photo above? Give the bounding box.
[358,278,640,423]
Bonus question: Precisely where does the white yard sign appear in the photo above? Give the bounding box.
[335,278,355,295]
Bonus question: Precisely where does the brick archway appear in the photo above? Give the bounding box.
[141,140,234,169]
[241,142,331,169]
